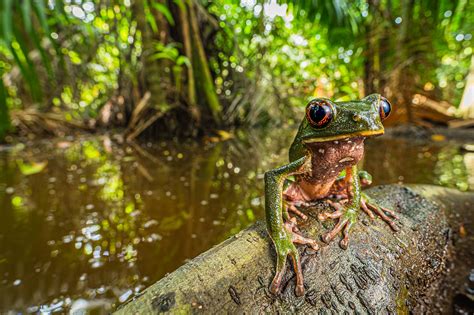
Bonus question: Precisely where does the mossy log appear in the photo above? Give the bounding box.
[115,185,474,314]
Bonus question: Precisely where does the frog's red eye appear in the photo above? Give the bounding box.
[306,100,334,128]
[379,97,392,120]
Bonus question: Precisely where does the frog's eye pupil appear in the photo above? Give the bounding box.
[379,97,392,120]
[306,100,334,128]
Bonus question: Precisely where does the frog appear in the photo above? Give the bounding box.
[264,94,399,297]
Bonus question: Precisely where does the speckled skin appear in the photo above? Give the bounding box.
[265,94,398,297]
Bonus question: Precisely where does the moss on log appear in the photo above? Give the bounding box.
[115,185,474,314]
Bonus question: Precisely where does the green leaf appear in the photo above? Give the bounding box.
[54,0,70,23]
[21,0,32,34]
[173,0,186,11]
[32,0,51,35]
[32,0,64,73]
[8,43,36,100]
[151,43,181,61]
[48,0,68,72]
[8,42,29,78]
[151,2,175,26]
[176,55,191,67]
[144,0,158,33]
[2,0,14,43]
[151,52,175,61]
[11,25,43,102]
[21,1,54,80]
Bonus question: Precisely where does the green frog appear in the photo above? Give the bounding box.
[265,94,399,296]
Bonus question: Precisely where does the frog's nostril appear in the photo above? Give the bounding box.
[352,114,362,122]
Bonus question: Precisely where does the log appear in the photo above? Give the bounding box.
[448,118,474,129]
[411,94,457,125]
[115,185,474,314]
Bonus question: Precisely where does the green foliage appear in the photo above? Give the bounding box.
[0,0,137,121]
[285,0,473,103]
[152,42,191,92]
[286,0,363,40]
[150,2,175,25]
[208,0,365,125]
[0,0,64,103]
[152,42,190,67]
[206,0,472,125]
[0,0,472,134]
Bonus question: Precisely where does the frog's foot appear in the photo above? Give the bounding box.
[283,183,311,221]
[318,198,399,249]
[270,217,319,296]
[286,202,308,220]
[360,195,400,232]
[318,201,355,249]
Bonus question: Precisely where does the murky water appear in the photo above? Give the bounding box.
[0,129,472,313]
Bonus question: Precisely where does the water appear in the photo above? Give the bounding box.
[0,129,472,313]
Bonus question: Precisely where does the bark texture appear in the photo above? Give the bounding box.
[115,185,474,314]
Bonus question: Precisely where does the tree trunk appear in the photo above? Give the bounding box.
[393,0,415,123]
[115,185,474,314]
[188,1,222,124]
[178,1,200,122]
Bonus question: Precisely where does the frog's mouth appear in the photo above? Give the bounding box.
[303,129,384,143]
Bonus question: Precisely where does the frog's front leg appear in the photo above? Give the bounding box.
[318,165,399,249]
[265,156,319,296]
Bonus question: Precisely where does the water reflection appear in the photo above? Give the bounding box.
[0,131,471,312]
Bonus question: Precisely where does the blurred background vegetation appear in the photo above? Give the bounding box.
[0,0,473,142]
[1,1,474,312]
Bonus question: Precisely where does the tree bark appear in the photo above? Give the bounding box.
[115,185,474,314]
[188,1,222,124]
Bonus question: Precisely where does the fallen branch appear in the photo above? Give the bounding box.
[126,110,167,142]
[411,94,457,125]
[448,118,474,129]
[11,108,93,136]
